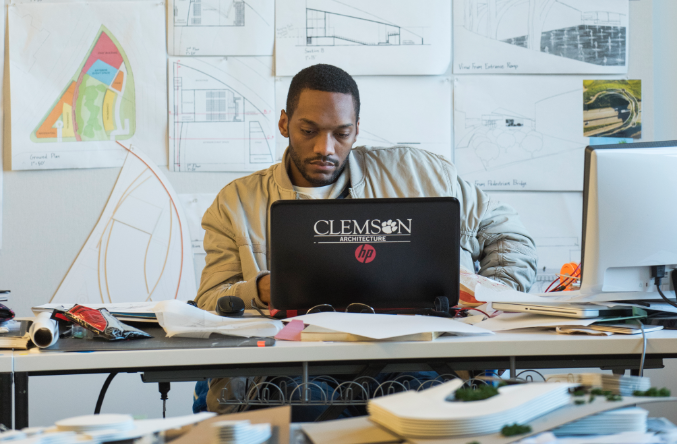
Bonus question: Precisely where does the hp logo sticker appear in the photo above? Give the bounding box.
[355,244,376,263]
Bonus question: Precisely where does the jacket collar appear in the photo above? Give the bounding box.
[274,147,365,196]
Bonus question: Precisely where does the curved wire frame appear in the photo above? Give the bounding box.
[515,370,547,382]
[288,382,330,405]
[216,369,547,406]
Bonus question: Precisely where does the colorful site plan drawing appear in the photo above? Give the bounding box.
[52,144,196,304]
[32,26,135,145]
[454,76,588,191]
[169,56,278,172]
[168,0,274,56]
[10,1,167,170]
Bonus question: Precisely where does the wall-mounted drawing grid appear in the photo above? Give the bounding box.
[304,7,424,46]
[169,0,274,55]
[455,76,588,191]
[275,0,451,75]
[453,0,629,74]
[52,145,196,304]
[169,57,277,172]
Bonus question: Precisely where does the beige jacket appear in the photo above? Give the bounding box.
[195,146,537,311]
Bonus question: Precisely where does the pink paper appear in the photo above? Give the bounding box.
[275,319,304,341]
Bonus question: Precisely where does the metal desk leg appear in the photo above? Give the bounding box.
[14,373,28,429]
[0,373,11,429]
[509,356,517,379]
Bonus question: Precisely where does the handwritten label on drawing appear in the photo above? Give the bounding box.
[475,179,527,189]
[30,153,60,168]
[457,62,519,71]
[305,47,325,61]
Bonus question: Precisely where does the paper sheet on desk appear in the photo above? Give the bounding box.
[478,313,601,332]
[475,284,578,304]
[153,300,283,338]
[288,312,493,340]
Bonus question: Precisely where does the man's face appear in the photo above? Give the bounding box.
[279,89,359,187]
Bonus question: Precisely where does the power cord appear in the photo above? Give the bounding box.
[652,266,677,309]
[159,382,171,419]
[634,319,646,377]
[94,372,118,414]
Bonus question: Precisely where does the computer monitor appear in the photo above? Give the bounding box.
[580,140,677,301]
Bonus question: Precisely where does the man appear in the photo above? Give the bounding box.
[194,64,537,414]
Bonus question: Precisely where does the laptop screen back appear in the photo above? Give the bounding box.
[270,197,460,311]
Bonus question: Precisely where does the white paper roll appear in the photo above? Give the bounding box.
[29,312,59,348]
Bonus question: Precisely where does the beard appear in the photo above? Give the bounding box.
[289,141,349,186]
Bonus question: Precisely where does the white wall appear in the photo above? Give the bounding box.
[1,0,677,427]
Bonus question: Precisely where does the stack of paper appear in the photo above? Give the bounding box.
[289,312,493,340]
[0,320,32,350]
[548,373,650,396]
[553,407,648,436]
[212,420,271,444]
[368,379,575,438]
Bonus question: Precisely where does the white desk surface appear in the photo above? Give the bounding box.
[12,329,677,373]
[0,351,12,373]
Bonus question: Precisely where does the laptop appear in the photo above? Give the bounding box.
[270,197,460,314]
[491,302,633,319]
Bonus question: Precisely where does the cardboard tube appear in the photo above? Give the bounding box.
[30,312,59,348]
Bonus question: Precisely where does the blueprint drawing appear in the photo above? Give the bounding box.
[453,0,629,74]
[169,57,278,172]
[177,193,216,254]
[52,144,196,304]
[169,0,274,56]
[9,1,167,170]
[487,192,583,293]
[276,0,451,75]
[275,75,452,160]
[454,76,588,191]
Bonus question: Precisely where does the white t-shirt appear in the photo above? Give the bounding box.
[293,183,334,199]
[292,167,351,199]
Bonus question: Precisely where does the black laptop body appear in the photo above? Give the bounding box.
[270,197,460,314]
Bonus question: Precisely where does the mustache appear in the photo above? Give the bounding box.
[304,155,340,166]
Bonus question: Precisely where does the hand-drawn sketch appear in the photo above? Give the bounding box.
[51,144,196,304]
[584,79,641,139]
[275,75,452,160]
[454,76,588,191]
[10,1,167,170]
[177,193,216,254]
[168,0,274,56]
[169,57,278,172]
[32,26,135,144]
[487,192,583,293]
[453,0,629,74]
[276,0,451,75]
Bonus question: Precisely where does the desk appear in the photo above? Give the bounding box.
[8,330,677,428]
[0,351,13,429]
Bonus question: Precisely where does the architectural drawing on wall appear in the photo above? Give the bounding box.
[454,76,588,191]
[178,193,217,254]
[10,1,167,170]
[275,75,452,160]
[276,0,451,75]
[169,57,277,172]
[583,79,641,139]
[486,192,583,293]
[453,0,629,74]
[32,26,135,145]
[169,0,274,56]
[305,8,424,46]
[52,145,196,304]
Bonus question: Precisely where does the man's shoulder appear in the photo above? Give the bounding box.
[353,145,454,170]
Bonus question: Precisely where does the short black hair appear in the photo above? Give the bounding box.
[286,64,360,121]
